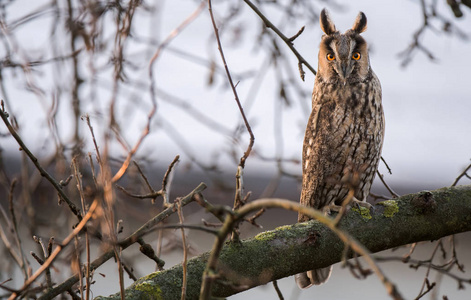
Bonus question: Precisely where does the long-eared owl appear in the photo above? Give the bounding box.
[295,9,384,289]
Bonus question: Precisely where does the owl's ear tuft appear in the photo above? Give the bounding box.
[352,12,367,33]
[320,9,337,35]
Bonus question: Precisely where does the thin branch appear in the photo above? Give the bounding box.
[32,237,53,291]
[243,0,316,80]
[272,280,284,300]
[207,0,256,243]
[381,156,394,175]
[288,26,305,42]
[177,200,188,300]
[0,220,23,271]
[72,157,91,300]
[116,185,163,200]
[376,171,399,198]
[161,155,179,206]
[415,240,442,299]
[38,182,207,300]
[8,200,99,300]
[116,155,179,205]
[109,0,155,184]
[7,179,29,280]
[137,238,165,270]
[452,161,471,186]
[377,254,471,292]
[0,101,82,220]
[83,115,102,166]
[208,0,254,169]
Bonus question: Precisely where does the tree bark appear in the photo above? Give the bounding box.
[95,185,471,300]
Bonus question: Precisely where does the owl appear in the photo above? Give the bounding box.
[295,9,384,289]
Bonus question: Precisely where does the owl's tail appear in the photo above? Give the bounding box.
[295,266,332,289]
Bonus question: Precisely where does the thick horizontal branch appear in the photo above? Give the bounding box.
[96,185,471,300]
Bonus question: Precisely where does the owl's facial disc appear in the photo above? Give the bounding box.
[326,54,353,85]
[324,34,366,85]
[331,36,356,84]
[335,61,353,84]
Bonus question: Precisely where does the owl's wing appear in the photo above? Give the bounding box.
[299,102,328,220]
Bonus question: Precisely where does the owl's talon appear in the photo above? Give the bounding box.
[323,204,342,215]
[357,201,372,210]
[350,199,375,215]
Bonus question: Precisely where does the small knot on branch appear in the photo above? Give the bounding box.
[412,191,437,214]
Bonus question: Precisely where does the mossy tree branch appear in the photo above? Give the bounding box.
[96,185,471,300]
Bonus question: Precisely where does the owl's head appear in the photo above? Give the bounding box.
[317,9,371,85]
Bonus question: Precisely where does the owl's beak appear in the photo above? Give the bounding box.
[338,62,351,85]
[341,64,348,85]
[341,64,347,78]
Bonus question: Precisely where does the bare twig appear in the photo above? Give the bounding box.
[415,278,435,300]
[247,208,265,228]
[38,182,206,300]
[176,199,188,300]
[288,26,305,42]
[399,0,467,66]
[398,0,433,66]
[73,236,84,300]
[414,241,442,298]
[7,179,29,281]
[32,236,53,291]
[208,0,255,243]
[0,220,23,271]
[87,153,98,186]
[193,193,230,224]
[117,155,179,205]
[376,171,399,198]
[376,237,471,295]
[115,182,205,247]
[0,101,82,220]
[381,156,393,175]
[8,199,98,300]
[208,0,254,169]
[161,155,179,206]
[272,280,284,300]
[344,254,373,280]
[243,0,316,80]
[116,185,163,200]
[452,161,471,186]
[72,157,91,300]
[108,0,153,185]
[83,115,102,166]
[232,166,244,240]
[137,238,165,270]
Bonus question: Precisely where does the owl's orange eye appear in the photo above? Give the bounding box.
[352,52,361,60]
[326,53,335,61]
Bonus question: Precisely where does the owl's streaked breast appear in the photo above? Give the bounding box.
[300,71,383,215]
